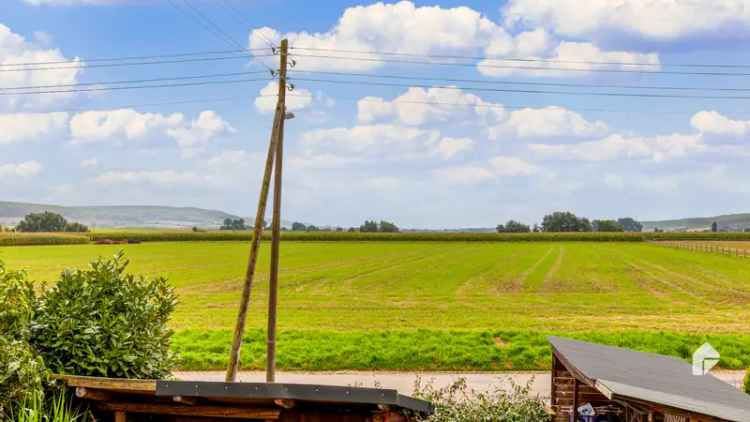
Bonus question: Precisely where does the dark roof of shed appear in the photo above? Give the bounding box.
[549,336,750,422]
[156,380,434,415]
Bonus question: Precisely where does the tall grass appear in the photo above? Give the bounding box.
[10,392,85,422]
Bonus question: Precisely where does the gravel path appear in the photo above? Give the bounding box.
[174,370,746,400]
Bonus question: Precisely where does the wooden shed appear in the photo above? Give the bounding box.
[549,336,750,422]
[63,375,433,422]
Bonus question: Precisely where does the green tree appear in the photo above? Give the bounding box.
[593,220,624,232]
[711,221,719,232]
[379,221,399,232]
[15,211,88,233]
[306,225,320,232]
[220,218,249,230]
[291,222,307,231]
[503,220,530,233]
[617,218,643,232]
[359,220,379,232]
[541,212,591,232]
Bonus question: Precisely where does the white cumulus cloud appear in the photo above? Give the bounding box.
[0,161,43,177]
[489,155,539,176]
[70,108,183,143]
[254,81,313,113]
[691,110,750,136]
[529,133,705,162]
[250,1,655,77]
[488,106,608,139]
[0,24,82,111]
[502,0,750,41]
[0,112,68,144]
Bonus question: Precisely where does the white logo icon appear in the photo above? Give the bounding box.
[692,343,720,375]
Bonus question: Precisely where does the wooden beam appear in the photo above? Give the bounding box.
[173,396,198,406]
[114,411,126,422]
[97,402,280,420]
[75,387,113,401]
[273,399,295,409]
[57,375,156,393]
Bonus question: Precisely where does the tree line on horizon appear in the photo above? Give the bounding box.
[497,212,643,233]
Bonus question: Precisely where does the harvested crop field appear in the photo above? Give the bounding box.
[1,240,749,370]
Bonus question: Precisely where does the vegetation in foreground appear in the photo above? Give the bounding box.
[0,253,176,419]
[414,378,549,422]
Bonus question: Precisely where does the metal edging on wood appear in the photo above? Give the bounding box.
[155,381,434,414]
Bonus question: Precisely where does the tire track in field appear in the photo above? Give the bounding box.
[338,244,465,291]
[620,244,750,301]
[632,257,750,304]
[539,246,565,292]
[625,261,708,304]
[455,249,524,297]
[505,246,554,292]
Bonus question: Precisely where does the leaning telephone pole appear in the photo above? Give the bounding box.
[266,38,288,383]
[225,39,289,383]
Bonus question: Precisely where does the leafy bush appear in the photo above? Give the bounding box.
[413,378,549,422]
[31,252,177,379]
[0,261,37,339]
[0,337,47,419]
[744,370,749,394]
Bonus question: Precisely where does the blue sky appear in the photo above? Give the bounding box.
[2,0,750,228]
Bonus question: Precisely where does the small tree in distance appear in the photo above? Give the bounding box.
[541,212,592,232]
[15,211,88,233]
[617,218,643,232]
[291,222,307,231]
[497,220,530,233]
[593,219,624,232]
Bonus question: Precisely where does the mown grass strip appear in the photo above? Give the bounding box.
[172,329,750,371]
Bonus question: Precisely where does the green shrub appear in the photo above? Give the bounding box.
[12,390,88,422]
[413,378,549,422]
[0,337,47,419]
[744,370,749,394]
[31,252,177,379]
[0,261,37,339]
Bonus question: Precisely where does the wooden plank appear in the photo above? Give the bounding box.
[97,402,280,420]
[75,387,113,401]
[114,411,126,422]
[56,375,156,393]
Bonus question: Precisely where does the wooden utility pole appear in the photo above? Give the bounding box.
[225,38,289,383]
[266,39,289,383]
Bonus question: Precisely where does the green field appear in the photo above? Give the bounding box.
[1,240,749,370]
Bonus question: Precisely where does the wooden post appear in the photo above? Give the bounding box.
[266,38,289,383]
[572,379,579,421]
[225,41,286,383]
[115,411,126,422]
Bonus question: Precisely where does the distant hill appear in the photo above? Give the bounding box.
[641,213,750,232]
[0,201,241,228]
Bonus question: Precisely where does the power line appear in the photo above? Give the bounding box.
[283,93,696,116]
[35,94,278,113]
[290,69,750,93]
[290,46,750,69]
[0,48,271,68]
[0,54,274,73]
[218,0,276,49]
[0,77,271,96]
[290,53,750,77]
[0,70,270,91]
[289,76,750,100]
[168,0,245,51]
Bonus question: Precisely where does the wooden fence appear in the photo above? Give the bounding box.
[652,241,750,258]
